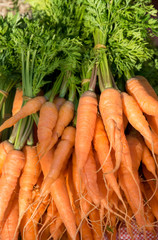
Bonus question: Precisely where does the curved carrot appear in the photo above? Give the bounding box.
[19,145,41,219]
[0,96,46,132]
[50,175,78,240]
[75,90,98,170]
[53,96,66,110]
[37,102,58,152]
[93,116,124,204]
[126,76,158,116]
[37,145,55,177]
[0,140,13,175]
[142,145,157,179]
[82,147,101,206]
[41,126,76,196]
[45,100,74,154]
[1,187,19,240]
[99,88,123,172]
[0,150,25,223]
[12,88,23,116]
[144,129,158,155]
[89,208,103,240]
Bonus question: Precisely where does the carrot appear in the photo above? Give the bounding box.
[80,190,93,220]
[122,92,153,145]
[1,187,19,240]
[142,145,157,179]
[0,149,25,224]
[12,88,23,116]
[0,140,13,175]
[93,116,124,205]
[123,114,128,130]
[82,147,101,206]
[19,145,41,220]
[80,219,93,240]
[144,204,155,232]
[89,208,103,240]
[50,215,63,240]
[53,96,66,110]
[144,130,158,155]
[99,88,123,172]
[47,100,75,153]
[37,146,55,177]
[50,175,78,240]
[146,114,158,135]
[0,96,46,132]
[118,153,146,228]
[126,76,158,116]
[41,126,75,196]
[75,90,98,170]
[143,182,158,221]
[37,101,58,153]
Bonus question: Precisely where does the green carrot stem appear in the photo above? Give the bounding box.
[49,72,64,102]
[89,65,97,92]
[59,72,69,98]
[27,130,34,146]
[68,84,76,102]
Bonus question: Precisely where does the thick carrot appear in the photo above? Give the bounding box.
[53,96,66,110]
[82,147,101,206]
[118,153,146,228]
[126,76,158,116]
[37,145,55,177]
[0,140,13,175]
[47,100,75,153]
[1,187,19,240]
[50,175,78,240]
[146,114,158,135]
[12,88,23,116]
[93,116,124,204]
[19,145,41,219]
[80,219,94,240]
[0,150,25,223]
[41,126,75,196]
[122,92,153,145]
[89,208,103,240]
[99,88,123,172]
[75,91,98,170]
[37,101,58,153]
[0,96,46,132]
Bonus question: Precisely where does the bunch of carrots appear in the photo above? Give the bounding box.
[0,72,158,240]
[0,0,158,239]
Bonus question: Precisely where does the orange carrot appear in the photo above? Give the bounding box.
[0,140,13,175]
[143,182,158,221]
[142,145,157,179]
[118,153,146,228]
[47,100,75,153]
[50,175,78,240]
[99,88,123,172]
[37,101,58,153]
[12,88,23,116]
[41,126,75,196]
[0,150,25,223]
[126,76,158,116]
[19,145,41,219]
[146,114,158,135]
[145,130,158,155]
[53,96,66,110]
[93,116,123,204]
[144,204,155,232]
[1,187,19,240]
[122,92,153,145]
[89,208,103,240]
[80,219,93,240]
[37,146,55,177]
[0,96,46,132]
[82,147,101,206]
[75,91,98,170]
[80,190,93,220]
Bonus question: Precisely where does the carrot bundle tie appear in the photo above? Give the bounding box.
[22,95,33,101]
[94,44,106,49]
[81,79,91,85]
